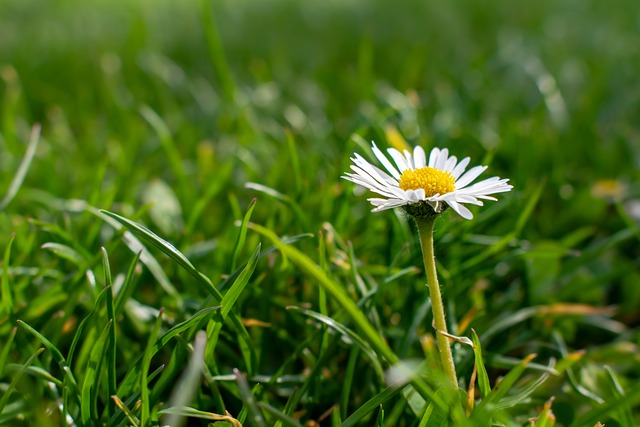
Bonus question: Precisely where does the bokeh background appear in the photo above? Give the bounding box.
[1,0,640,425]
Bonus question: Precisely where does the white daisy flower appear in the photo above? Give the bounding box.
[343,142,513,219]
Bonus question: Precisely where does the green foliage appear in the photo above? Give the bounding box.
[1,0,640,425]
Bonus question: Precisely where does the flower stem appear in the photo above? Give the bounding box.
[415,215,458,388]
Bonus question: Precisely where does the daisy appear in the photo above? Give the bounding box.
[343,142,513,219]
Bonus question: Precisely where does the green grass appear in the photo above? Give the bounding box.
[1,0,640,425]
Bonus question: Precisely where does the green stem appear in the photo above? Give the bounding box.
[415,215,458,388]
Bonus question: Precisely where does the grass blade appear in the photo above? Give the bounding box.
[471,329,491,398]
[0,347,44,415]
[603,365,635,427]
[342,385,403,427]
[532,398,556,427]
[158,406,241,426]
[198,0,236,102]
[0,326,17,376]
[101,247,117,419]
[1,234,15,315]
[111,395,141,427]
[117,305,219,395]
[258,402,304,427]
[221,243,260,320]
[139,105,189,201]
[162,331,207,427]
[114,250,142,317]
[67,287,109,367]
[477,354,537,409]
[40,242,88,266]
[234,368,266,427]
[248,222,446,406]
[100,209,220,299]
[0,123,40,210]
[287,306,383,379]
[231,198,256,271]
[16,319,66,367]
[140,308,164,427]
[80,320,112,425]
[567,381,640,427]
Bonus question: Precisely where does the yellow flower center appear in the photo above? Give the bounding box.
[398,167,455,196]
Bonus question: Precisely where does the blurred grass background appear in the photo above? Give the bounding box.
[1,0,640,425]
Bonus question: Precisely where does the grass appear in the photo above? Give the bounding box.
[1,0,640,425]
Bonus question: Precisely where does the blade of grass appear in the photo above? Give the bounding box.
[257,402,303,427]
[67,286,109,367]
[532,398,556,427]
[248,222,447,413]
[220,243,260,321]
[97,209,181,301]
[0,123,40,210]
[199,0,236,103]
[117,305,219,395]
[185,159,234,234]
[234,369,266,427]
[0,347,44,415]
[603,365,635,427]
[139,105,189,201]
[4,364,63,387]
[205,243,260,376]
[477,354,537,410]
[114,250,142,317]
[461,181,544,271]
[495,357,555,410]
[342,385,403,427]
[111,395,141,427]
[1,234,15,315]
[287,306,383,379]
[552,331,604,404]
[285,130,302,195]
[108,365,165,427]
[81,320,112,425]
[568,381,640,427]
[231,198,256,271]
[100,209,219,298]
[101,248,117,419]
[40,242,90,266]
[0,326,17,376]
[470,329,491,398]
[158,406,242,426]
[101,209,259,374]
[341,347,359,420]
[162,331,207,427]
[244,182,310,230]
[140,308,164,427]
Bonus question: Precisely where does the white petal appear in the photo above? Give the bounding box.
[345,170,408,200]
[455,165,487,189]
[446,200,473,219]
[444,155,458,172]
[343,173,399,198]
[459,177,512,195]
[446,193,483,206]
[353,154,397,189]
[387,148,410,172]
[413,146,426,168]
[371,142,401,180]
[369,198,410,212]
[435,148,449,170]
[405,190,420,202]
[428,147,440,168]
[451,157,470,179]
[403,150,414,170]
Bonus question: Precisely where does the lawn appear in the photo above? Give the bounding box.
[1,0,639,426]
